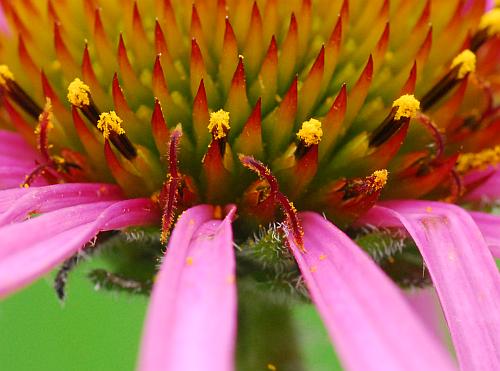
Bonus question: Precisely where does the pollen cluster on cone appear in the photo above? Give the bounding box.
[451,50,476,79]
[297,119,323,146]
[392,95,420,120]
[0,64,13,85]
[97,111,125,139]
[371,169,388,190]
[456,146,500,174]
[67,78,91,107]
[208,109,230,139]
[479,8,500,35]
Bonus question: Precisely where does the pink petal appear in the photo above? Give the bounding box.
[288,212,455,371]
[0,130,39,165]
[0,157,37,167]
[139,205,237,371]
[0,130,46,189]
[464,169,500,201]
[0,198,158,298]
[360,201,500,370]
[0,165,45,190]
[405,288,451,349]
[468,211,500,258]
[0,188,26,211]
[0,183,122,226]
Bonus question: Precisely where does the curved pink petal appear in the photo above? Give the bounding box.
[0,165,46,189]
[360,201,500,370]
[0,183,122,226]
[405,288,451,349]
[468,211,500,258]
[0,130,39,165]
[0,198,158,298]
[464,169,500,201]
[139,205,237,371]
[0,130,46,189]
[0,188,26,210]
[288,212,455,371]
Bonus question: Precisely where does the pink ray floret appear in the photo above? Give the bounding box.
[0,183,122,226]
[0,196,159,298]
[360,201,500,369]
[139,205,237,371]
[0,130,46,189]
[468,211,500,258]
[288,212,454,371]
[464,169,500,202]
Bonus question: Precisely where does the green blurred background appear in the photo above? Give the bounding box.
[0,257,339,371]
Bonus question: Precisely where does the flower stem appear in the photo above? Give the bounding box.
[236,289,305,371]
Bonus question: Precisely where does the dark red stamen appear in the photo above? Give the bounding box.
[160,127,183,243]
[417,113,445,159]
[444,169,463,203]
[1,79,42,119]
[420,65,468,111]
[37,106,52,162]
[369,107,409,147]
[470,28,489,53]
[21,163,61,188]
[239,155,305,251]
[21,103,70,188]
[168,128,182,179]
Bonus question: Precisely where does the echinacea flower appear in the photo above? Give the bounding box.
[1,0,500,370]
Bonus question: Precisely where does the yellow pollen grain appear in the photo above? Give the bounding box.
[267,364,277,371]
[186,256,194,266]
[208,109,231,139]
[451,50,476,79]
[0,65,14,86]
[479,9,500,36]
[35,98,55,135]
[392,94,420,120]
[97,111,125,139]
[371,169,388,190]
[426,206,433,213]
[297,118,323,146]
[67,78,91,107]
[310,265,318,273]
[150,191,161,204]
[319,253,327,261]
[456,145,500,174]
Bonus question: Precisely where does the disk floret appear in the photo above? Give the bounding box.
[370,170,389,191]
[208,110,231,139]
[479,9,500,36]
[97,111,125,139]
[67,78,91,108]
[392,95,420,121]
[0,65,14,86]
[297,119,323,146]
[451,50,476,79]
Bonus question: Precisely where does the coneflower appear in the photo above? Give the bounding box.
[0,0,499,370]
